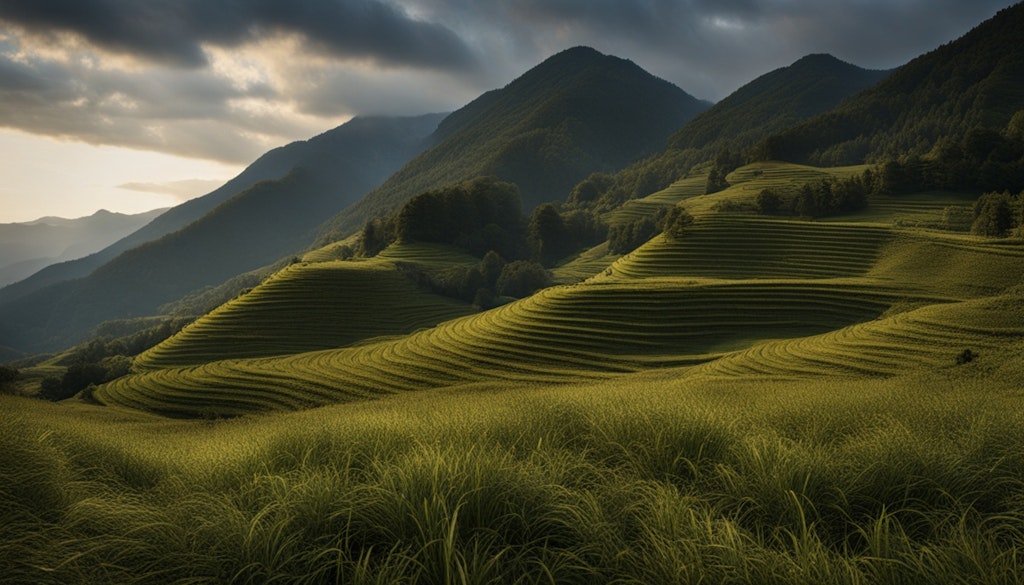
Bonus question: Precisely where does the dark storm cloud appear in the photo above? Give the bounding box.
[449,0,1018,99]
[0,0,477,71]
[0,0,1017,165]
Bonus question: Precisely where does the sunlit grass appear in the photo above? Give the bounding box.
[6,367,1024,583]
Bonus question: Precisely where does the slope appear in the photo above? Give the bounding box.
[318,46,708,239]
[568,53,889,208]
[94,162,1024,417]
[758,2,1024,165]
[0,114,444,354]
[667,54,889,157]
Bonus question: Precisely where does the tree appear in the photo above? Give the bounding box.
[756,189,784,214]
[0,366,18,394]
[528,203,572,266]
[661,206,694,239]
[704,167,729,194]
[496,261,552,298]
[971,191,1016,236]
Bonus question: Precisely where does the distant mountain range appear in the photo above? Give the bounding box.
[0,208,166,288]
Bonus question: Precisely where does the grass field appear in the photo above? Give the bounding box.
[5,161,1024,582]
[6,364,1024,584]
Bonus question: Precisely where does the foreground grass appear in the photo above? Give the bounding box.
[5,366,1024,584]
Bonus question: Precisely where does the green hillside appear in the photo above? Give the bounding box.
[7,13,1024,581]
[758,2,1024,165]
[92,161,1024,417]
[566,53,888,212]
[317,46,709,239]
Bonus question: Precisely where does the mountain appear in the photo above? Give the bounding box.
[563,54,890,208]
[318,46,709,238]
[0,136,326,305]
[0,114,444,354]
[0,208,166,287]
[757,2,1024,165]
[667,54,890,157]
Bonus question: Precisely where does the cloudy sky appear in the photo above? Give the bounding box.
[0,0,1015,223]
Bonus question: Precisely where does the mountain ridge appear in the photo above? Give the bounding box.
[756,2,1024,165]
[317,46,709,239]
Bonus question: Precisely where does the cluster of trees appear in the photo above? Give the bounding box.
[970,190,1024,236]
[527,204,607,266]
[358,177,525,259]
[359,176,608,270]
[397,251,552,309]
[868,124,1024,196]
[608,206,694,254]
[753,172,871,218]
[37,317,192,401]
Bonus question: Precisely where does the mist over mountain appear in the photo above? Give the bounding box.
[318,46,709,239]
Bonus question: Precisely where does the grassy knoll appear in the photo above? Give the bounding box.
[6,363,1024,583]
[134,251,474,370]
[96,278,914,416]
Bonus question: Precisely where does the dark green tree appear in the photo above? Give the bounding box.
[528,203,573,266]
[496,261,553,298]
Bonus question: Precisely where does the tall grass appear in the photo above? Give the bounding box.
[5,367,1024,583]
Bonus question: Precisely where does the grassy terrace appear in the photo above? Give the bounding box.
[605,215,892,280]
[134,257,472,370]
[98,277,915,415]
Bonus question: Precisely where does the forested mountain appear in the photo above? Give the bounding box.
[757,2,1024,165]
[318,46,708,239]
[0,208,165,287]
[564,54,889,209]
[668,54,889,157]
[0,114,443,354]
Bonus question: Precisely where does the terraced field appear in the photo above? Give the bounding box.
[97,278,908,415]
[605,174,707,224]
[701,296,1024,378]
[95,162,1024,417]
[606,215,892,280]
[134,258,472,370]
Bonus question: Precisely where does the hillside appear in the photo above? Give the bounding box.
[0,208,165,287]
[92,161,1024,416]
[667,54,889,157]
[757,2,1024,165]
[0,114,444,354]
[566,54,889,209]
[317,46,708,238]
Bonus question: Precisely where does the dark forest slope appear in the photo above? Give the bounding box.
[757,2,1024,165]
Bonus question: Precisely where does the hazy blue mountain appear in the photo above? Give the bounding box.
[0,208,166,287]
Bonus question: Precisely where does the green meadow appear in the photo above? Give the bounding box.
[5,162,1024,582]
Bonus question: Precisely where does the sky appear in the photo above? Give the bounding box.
[0,0,1016,223]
